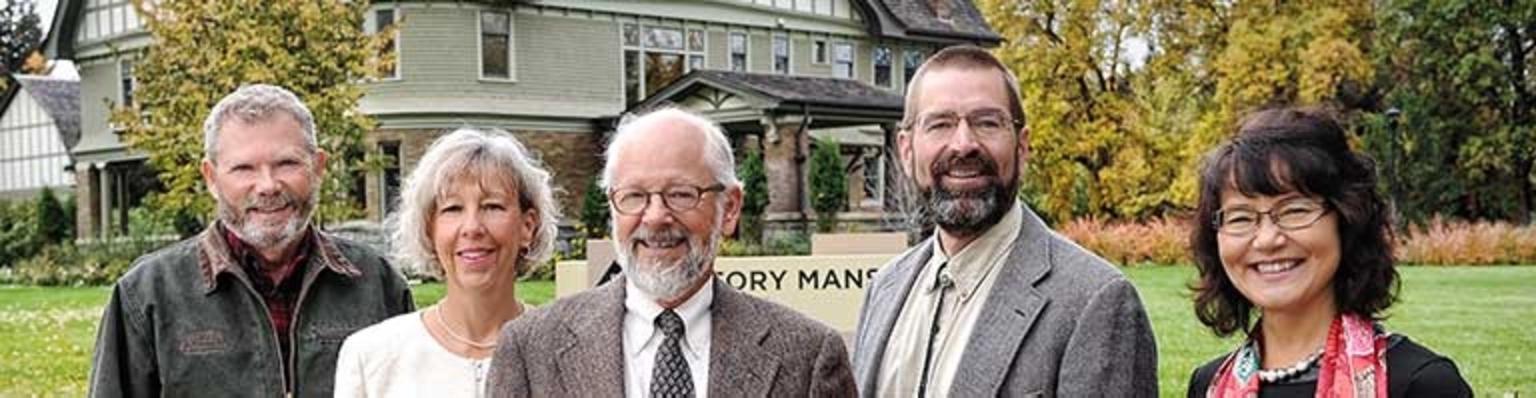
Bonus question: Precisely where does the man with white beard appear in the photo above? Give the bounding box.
[487,108,856,397]
[88,84,414,397]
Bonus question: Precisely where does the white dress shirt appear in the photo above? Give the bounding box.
[623,281,713,398]
[876,203,1023,397]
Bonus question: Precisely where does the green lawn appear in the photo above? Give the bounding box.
[2,267,1531,396]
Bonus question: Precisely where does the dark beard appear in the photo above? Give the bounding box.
[921,152,1017,236]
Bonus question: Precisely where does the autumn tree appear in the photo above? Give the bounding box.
[979,0,1376,221]
[0,0,45,87]
[112,0,393,232]
[1369,0,1536,223]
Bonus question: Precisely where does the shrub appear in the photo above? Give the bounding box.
[0,200,40,267]
[1397,217,1536,265]
[34,187,70,246]
[808,139,846,233]
[1058,216,1191,266]
[579,177,609,239]
[0,239,161,286]
[719,232,811,257]
[736,147,769,243]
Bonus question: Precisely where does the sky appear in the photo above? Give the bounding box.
[36,0,59,35]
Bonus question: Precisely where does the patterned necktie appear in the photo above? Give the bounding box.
[651,309,694,398]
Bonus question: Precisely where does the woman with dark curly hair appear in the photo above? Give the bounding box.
[1186,107,1471,398]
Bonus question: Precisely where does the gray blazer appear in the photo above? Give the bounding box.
[851,206,1158,397]
[488,276,857,397]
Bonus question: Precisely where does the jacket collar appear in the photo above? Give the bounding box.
[197,221,363,294]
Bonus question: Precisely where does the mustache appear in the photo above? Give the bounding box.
[930,151,1000,180]
[627,225,690,248]
[243,191,300,212]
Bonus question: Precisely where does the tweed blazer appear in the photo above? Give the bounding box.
[487,276,857,397]
[851,206,1158,397]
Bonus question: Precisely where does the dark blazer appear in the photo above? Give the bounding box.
[851,206,1159,397]
[487,276,857,397]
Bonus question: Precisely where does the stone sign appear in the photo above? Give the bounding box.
[555,237,904,332]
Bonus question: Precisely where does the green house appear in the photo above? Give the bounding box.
[44,0,998,240]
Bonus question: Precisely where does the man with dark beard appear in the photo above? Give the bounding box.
[487,108,856,397]
[88,84,414,397]
[850,46,1158,397]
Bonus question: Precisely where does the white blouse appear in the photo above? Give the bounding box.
[334,311,493,398]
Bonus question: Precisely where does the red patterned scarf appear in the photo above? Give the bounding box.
[1206,313,1388,398]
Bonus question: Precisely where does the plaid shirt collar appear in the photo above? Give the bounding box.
[197,221,363,294]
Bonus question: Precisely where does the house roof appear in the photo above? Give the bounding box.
[873,0,1000,42]
[11,75,82,149]
[681,70,905,110]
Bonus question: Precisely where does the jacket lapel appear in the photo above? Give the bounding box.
[948,207,1054,397]
[709,279,779,397]
[556,279,627,396]
[853,240,934,393]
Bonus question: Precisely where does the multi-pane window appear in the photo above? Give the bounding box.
[904,50,925,85]
[773,35,790,74]
[373,8,399,79]
[119,59,136,107]
[729,32,748,72]
[813,40,828,64]
[623,23,706,106]
[832,43,854,79]
[480,11,512,79]
[873,46,892,88]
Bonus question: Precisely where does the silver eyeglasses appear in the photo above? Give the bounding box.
[904,110,1020,139]
[1213,198,1330,236]
[608,184,726,215]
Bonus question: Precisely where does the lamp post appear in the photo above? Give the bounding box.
[1385,107,1403,227]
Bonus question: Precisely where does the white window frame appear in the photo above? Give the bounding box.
[478,9,516,82]
[621,23,707,106]
[729,32,749,72]
[370,7,402,81]
[772,34,791,74]
[118,58,136,107]
[832,42,855,79]
[813,39,828,64]
[872,45,893,88]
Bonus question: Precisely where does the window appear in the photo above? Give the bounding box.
[832,43,854,79]
[813,40,828,64]
[373,8,399,79]
[380,141,402,216]
[874,46,892,88]
[772,35,790,74]
[119,59,136,107]
[904,50,925,85]
[623,24,706,106]
[480,11,512,80]
[862,150,883,205]
[729,33,748,72]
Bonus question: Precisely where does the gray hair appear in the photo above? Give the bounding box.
[202,84,318,162]
[600,107,740,190]
[389,127,561,277]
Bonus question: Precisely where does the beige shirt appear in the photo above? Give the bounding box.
[875,203,1023,397]
[623,281,713,398]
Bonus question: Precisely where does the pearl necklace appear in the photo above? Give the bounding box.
[431,305,507,350]
[1257,348,1323,383]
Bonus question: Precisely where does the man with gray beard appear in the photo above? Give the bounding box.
[851,46,1158,397]
[88,84,414,397]
[488,108,856,397]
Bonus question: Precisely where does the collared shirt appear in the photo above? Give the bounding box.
[877,203,1023,397]
[221,223,314,385]
[623,280,714,398]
